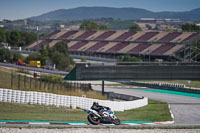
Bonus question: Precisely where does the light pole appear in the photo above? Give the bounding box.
[36,26,39,47]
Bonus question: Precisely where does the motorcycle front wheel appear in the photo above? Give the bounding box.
[113,118,120,125]
[87,114,100,125]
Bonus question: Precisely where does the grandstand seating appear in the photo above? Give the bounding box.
[46,30,60,38]
[106,42,129,53]
[148,32,169,42]
[118,43,139,53]
[114,31,137,41]
[151,44,175,55]
[98,42,118,52]
[135,32,159,42]
[86,42,108,52]
[164,45,184,55]
[182,32,200,43]
[78,42,97,51]
[105,31,125,40]
[49,40,59,47]
[128,43,150,54]
[95,31,116,40]
[68,31,86,39]
[28,30,200,58]
[87,31,105,40]
[127,32,146,41]
[140,44,162,54]
[69,41,88,50]
[57,31,78,39]
[158,32,182,43]
[75,31,96,40]
[27,40,43,49]
[67,41,78,48]
[31,40,52,50]
[170,32,193,43]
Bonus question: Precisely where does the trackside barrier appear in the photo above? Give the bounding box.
[0,88,148,111]
[131,82,200,94]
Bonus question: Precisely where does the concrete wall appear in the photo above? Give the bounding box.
[74,64,200,80]
[0,88,148,111]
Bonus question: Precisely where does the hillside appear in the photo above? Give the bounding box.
[30,6,200,21]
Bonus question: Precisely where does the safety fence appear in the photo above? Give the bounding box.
[137,82,185,88]
[0,88,148,111]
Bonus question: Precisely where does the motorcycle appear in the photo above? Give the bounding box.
[84,107,121,125]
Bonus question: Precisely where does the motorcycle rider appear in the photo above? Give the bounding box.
[91,102,111,116]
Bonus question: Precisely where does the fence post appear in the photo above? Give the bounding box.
[40,79,42,89]
[52,82,55,90]
[57,83,59,90]
[35,78,37,89]
[73,82,76,90]
[60,82,62,90]
[18,74,20,89]
[44,81,46,89]
[48,81,50,90]
[24,75,26,89]
[30,77,32,89]
[102,80,104,95]
[11,72,13,89]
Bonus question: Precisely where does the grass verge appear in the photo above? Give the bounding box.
[0,66,107,100]
[0,99,172,122]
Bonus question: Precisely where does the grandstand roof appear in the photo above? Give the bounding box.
[27,30,200,56]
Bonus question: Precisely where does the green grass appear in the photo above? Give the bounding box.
[0,99,172,122]
[115,99,172,122]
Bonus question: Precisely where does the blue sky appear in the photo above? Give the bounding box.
[0,0,200,20]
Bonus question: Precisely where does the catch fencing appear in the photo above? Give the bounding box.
[0,88,148,111]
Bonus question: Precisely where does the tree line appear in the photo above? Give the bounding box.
[182,23,200,32]
[0,41,75,71]
[0,28,37,47]
[80,20,141,31]
[26,41,75,71]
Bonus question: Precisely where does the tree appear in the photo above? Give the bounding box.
[81,57,86,62]
[0,48,11,62]
[39,46,50,66]
[99,24,108,30]
[119,55,142,62]
[80,21,99,30]
[182,23,200,32]
[25,53,38,63]
[10,51,22,63]
[129,24,141,31]
[40,33,48,38]
[53,41,69,56]
[6,30,21,46]
[20,31,37,46]
[51,52,70,71]
[0,28,6,43]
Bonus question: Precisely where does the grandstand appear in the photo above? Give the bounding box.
[27,30,200,62]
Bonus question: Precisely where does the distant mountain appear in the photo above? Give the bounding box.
[29,7,200,21]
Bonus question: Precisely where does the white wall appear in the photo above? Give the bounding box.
[0,88,148,111]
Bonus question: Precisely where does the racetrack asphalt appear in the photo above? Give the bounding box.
[92,85,200,125]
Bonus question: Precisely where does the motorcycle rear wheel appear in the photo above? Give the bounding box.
[113,118,120,125]
[87,114,100,125]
